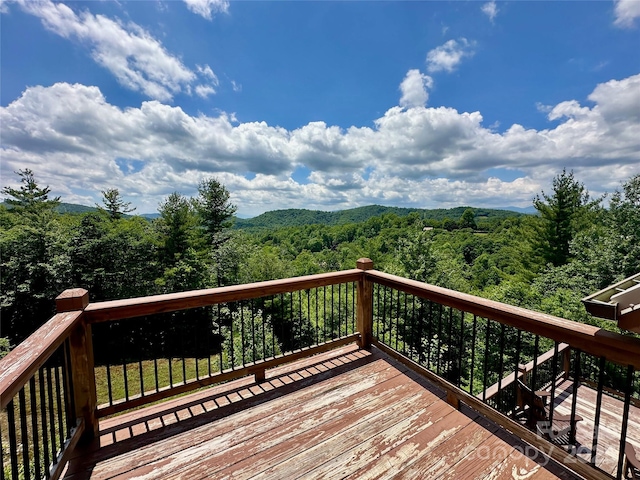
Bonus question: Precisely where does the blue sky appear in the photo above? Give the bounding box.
[1,0,639,216]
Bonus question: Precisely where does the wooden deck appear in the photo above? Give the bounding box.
[551,379,640,476]
[63,344,581,480]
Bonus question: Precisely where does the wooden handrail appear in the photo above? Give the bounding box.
[366,270,640,370]
[481,343,570,401]
[84,269,363,323]
[0,310,83,409]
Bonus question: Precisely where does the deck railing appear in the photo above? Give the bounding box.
[1,259,639,480]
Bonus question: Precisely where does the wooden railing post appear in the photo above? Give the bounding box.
[56,288,98,443]
[356,258,374,349]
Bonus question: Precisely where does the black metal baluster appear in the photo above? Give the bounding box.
[106,363,113,406]
[315,288,319,345]
[251,299,257,361]
[457,311,465,388]
[306,290,311,345]
[616,365,634,480]
[330,285,335,340]
[402,294,408,356]
[271,296,276,357]
[496,323,506,409]
[208,308,213,378]
[46,367,57,462]
[62,342,75,436]
[298,290,304,346]
[426,301,434,369]
[482,319,491,402]
[352,282,356,334]
[138,348,145,396]
[153,357,159,393]
[338,283,342,338]
[569,349,581,446]
[323,287,327,342]
[382,286,388,345]
[218,303,224,373]
[7,400,19,480]
[470,314,478,395]
[54,366,65,449]
[436,304,443,376]
[18,389,30,480]
[447,307,454,381]
[374,284,380,339]
[30,377,41,479]
[38,369,50,477]
[417,299,425,364]
[181,318,187,384]
[548,342,559,427]
[240,302,246,365]
[410,296,416,360]
[395,289,400,352]
[591,356,606,465]
[512,329,522,416]
[262,297,267,358]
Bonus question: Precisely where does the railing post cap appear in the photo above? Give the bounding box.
[56,288,89,312]
[357,258,374,270]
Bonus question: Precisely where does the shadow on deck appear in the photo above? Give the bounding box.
[64,344,580,480]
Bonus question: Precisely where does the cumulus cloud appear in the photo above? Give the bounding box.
[426,38,476,73]
[481,1,498,22]
[183,0,229,20]
[614,0,640,27]
[9,0,217,101]
[1,74,639,215]
[399,69,434,108]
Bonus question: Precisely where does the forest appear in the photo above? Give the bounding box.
[1,168,639,360]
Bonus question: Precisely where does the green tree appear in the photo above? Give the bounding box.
[157,192,197,264]
[1,171,67,343]
[459,208,477,230]
[1,169,60,215]
[98,188,136,219]
[533,169,600,266]
[194,177,237,247]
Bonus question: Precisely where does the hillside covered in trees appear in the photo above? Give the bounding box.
[1,169,639,356]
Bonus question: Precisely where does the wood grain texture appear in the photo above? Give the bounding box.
[0,310,82,408]
[63,347,581,480]
[84,270,361,323]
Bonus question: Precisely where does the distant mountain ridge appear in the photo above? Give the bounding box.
[0,201,159,218]
[2,201,532,226]
[233,205,529,230]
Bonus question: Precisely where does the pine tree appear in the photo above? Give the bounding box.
[533,169,600,266]
[98,188,136,219]
[1,169,60,214]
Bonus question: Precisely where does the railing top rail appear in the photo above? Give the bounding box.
[0,310,83,409]
[84,269,363,323]
[367,270,640,370]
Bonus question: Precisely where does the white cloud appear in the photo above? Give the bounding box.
[183,0,229,20]
[195,85,217,98]
[426,38,476,73]
[399,69,434,108]
[481,1,498,22]
[197,64,219,84]
[614,0,640,28]
[231,80,242,93]
[11,0,217,101]
[1,74,639,215]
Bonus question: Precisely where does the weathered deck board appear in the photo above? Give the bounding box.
[551,379,640,476]
[64,344,581,480]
